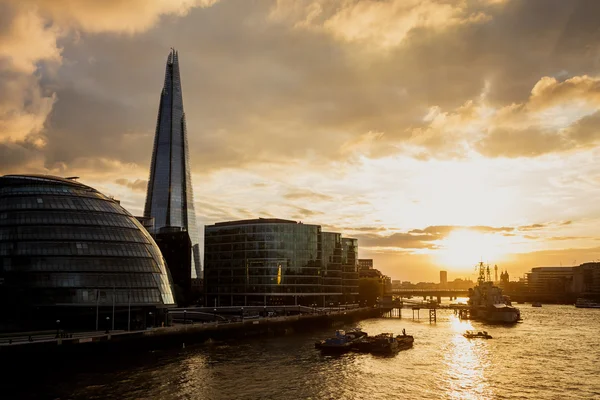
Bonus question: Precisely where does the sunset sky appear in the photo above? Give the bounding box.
[2,0,600,281]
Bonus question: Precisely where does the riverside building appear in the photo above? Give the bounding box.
[0,175,176,332]
[204,218,359,307]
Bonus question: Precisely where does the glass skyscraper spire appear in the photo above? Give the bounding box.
[144,49,202,279]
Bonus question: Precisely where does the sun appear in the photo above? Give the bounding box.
[434,229,509,271]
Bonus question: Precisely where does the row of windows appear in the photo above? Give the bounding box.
[211,277,322,285]
[206,251,319,262]
[0,241,155,258]
[1,257,161,273]
[20,272,161,289]
[0,195,126,214]
[19,288,164,305]
[205,233,320,245]
[0,226,150,244]
[0,211,140,229]
[205,286,329,294]
[206,224,320,236]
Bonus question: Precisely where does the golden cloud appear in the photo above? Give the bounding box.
[271,0,492,49]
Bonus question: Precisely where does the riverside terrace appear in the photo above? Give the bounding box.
[0,306,383,359]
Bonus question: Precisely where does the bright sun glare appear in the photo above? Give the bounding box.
[435,230,509,271]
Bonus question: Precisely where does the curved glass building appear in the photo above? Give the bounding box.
[0,175,175,331]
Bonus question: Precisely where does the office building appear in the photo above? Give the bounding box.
[143,49,202,279]
[358,259,373,270]
[204,218,359,307]
[0,175,175,332]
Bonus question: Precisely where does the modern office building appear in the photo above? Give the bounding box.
[204,218,359,307]
[527,266,574,293]
[0,175,176,332]
[358,259,373,270]
[341,238,359,302]
[143,49,202,279]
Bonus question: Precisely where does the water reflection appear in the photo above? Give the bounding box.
[445,316,492,399]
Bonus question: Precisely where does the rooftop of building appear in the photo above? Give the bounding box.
[210,218,309,227]
[1,174,93,190]
[530,266,576,272]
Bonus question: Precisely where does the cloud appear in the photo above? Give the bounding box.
[283,189,333,201]
[115,178,147,192]
[0,0,220,170]
[270,0,491,49]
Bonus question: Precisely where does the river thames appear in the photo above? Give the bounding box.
[19,305,600,399]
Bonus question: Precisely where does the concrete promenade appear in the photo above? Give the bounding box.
[0,307,383,357]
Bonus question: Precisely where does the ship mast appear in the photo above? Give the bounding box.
[476,261,486,284]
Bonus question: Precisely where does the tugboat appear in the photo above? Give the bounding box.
[463,330,492,339]
[468,262,521,323]
[315,329,368,353]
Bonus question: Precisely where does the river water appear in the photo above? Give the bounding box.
[20,305,600,399]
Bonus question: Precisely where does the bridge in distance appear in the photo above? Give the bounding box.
[391,288,470,297]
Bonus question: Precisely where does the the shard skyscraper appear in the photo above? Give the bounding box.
[144,49,202,279]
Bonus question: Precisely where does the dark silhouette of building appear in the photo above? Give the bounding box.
[143,49,201,279]
[0,175,176,332]
[440,270,447,287]
[154,229,192,306]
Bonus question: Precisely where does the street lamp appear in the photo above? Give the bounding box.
[338,302,341,313]
[149,311,153,328]
[105,316,110,334]
[183,309,187,325]
[263,306,267,318]
[213,308,217,323]
[55,319,60,338]
[241,307,244,322]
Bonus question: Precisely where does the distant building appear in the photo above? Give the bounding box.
[358,259,373,270]
[527,267,574,293]
[204,218,359,307]
[572,262,600,295]
[440,271,448,287]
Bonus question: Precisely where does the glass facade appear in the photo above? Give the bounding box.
[143,49,201,279]
[204,218,359,306]
[0,175,175,331]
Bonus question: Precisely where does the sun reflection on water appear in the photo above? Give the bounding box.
[444,315,493,399]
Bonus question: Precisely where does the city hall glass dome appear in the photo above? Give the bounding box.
[0,175,175,330]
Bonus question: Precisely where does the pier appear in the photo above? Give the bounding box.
[379,298,470,323]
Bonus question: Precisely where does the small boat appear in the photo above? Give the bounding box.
[315,329,368,353]
[367,333,400,354]
[463,330,492,339]
[575,298,600,309]
[532,302,542,307]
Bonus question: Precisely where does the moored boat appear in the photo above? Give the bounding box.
[532,302,542,307]
[468,262,521,323]
[575,298,600,309]
[315,329,368,353]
